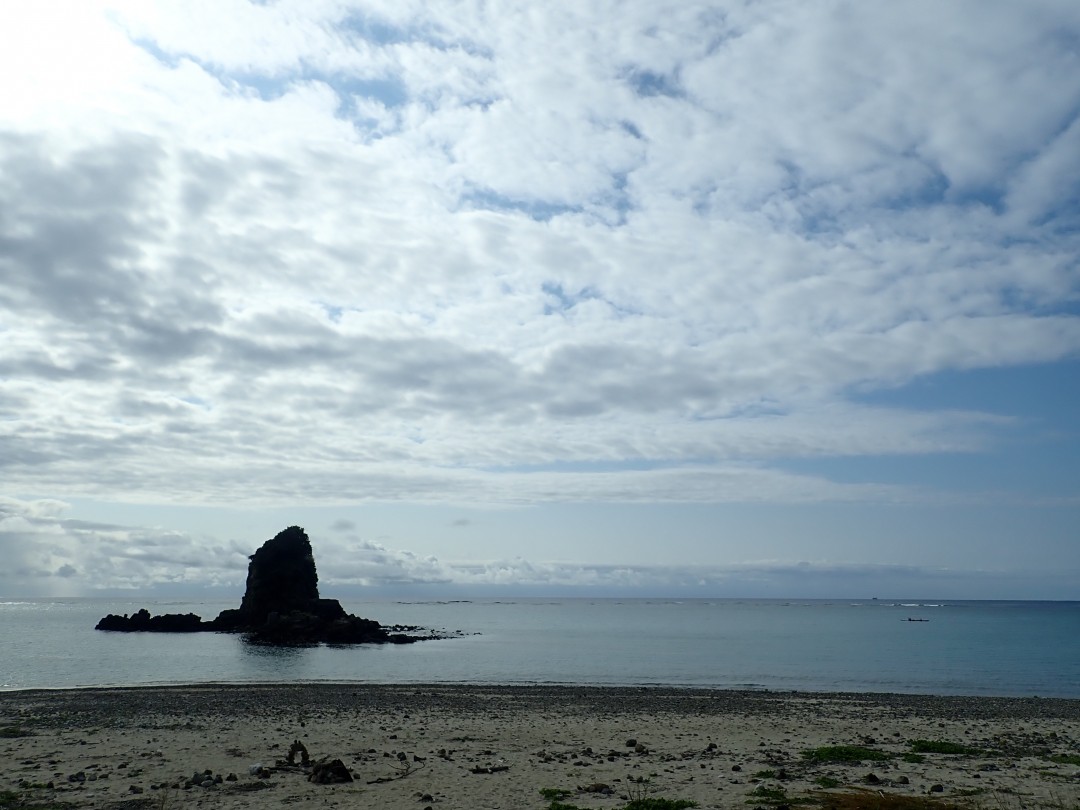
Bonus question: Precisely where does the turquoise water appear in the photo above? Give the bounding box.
[1,598,1077,696]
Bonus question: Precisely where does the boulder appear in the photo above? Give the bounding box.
[309,758,353,784]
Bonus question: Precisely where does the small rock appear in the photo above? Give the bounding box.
[581,783,612,794]
[625,739,637,748]
[309,758,353,784]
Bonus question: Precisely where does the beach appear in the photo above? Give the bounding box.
[2,685,1078,809]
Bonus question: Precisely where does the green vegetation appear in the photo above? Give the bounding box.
[813,792,973,810]
[754,769,778,779]
[624,800,696,810]
[814,776,842,789]
[747,785,818,806]
[0,726,32,738]
[545,799,696,810]
[749,785,790,803]
[540,787,696,810]
[902,753,927,763]
[909,740,982,756]
[0,790,70,810]
[802,745,891,764]
[1046,754,1080,766]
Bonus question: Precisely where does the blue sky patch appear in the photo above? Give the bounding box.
[623,68,683,99]
[459,188,581,221]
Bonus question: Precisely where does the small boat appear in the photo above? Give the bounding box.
[905,617,930,622]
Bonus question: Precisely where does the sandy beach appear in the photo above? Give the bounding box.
[2,685,1078,810]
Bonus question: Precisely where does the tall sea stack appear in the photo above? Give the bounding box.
[240,525,320,622]
[209,526,361,642]
[96,526,434,645]
[211,525,338,633]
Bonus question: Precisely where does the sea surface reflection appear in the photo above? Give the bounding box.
[238,639,312,679]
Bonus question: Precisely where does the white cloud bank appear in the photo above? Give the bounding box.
[2,0,1077,508]
[0,2,1077,597]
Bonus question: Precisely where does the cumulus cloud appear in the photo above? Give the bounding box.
[0,0,1078,518]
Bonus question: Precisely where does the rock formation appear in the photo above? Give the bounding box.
[94,608,204,633]
[96,526,434,645]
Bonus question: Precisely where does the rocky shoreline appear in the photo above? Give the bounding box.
[6,684,1080,726]
[2,685,1078,810]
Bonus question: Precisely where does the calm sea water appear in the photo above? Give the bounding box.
[1,598,1077,697]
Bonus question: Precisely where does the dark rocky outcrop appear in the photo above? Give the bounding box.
[308,757,354,784]
[233,525,321,626]
[96,526,439,645]
[95,609,205,633]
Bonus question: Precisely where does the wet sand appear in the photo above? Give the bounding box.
[2,685,1078,809]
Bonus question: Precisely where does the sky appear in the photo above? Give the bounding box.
[0,0,1078,600]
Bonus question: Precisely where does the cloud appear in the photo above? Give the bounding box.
[0,0,1078,515]
[0,497,248,595]
[0,497,1073,598]
[317,537,451,587]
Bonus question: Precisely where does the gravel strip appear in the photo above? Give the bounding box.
[3,684,1078,728]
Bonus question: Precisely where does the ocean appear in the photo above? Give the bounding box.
[1,597,1077,697]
